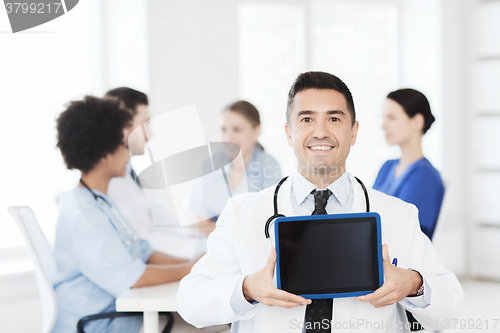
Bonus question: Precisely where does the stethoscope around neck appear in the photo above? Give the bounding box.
[264,175,371,248]
[79,179,139,245]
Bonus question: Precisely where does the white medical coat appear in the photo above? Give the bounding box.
[177,172,463,333]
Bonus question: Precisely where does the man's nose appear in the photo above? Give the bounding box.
[312,121,330,139]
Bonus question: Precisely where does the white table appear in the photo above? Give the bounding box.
[116,281,180,333]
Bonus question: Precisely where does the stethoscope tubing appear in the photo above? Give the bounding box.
[79,179,138,245]
[264,175,370,247]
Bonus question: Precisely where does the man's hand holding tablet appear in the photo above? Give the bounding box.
[243,245,423,310]
[356,244,424,308]
[242,247,312,308]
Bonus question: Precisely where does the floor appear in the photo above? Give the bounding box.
[169,279,500,333]
[0,278,498,332]
[168,313,231,333]
[421,279,500,333]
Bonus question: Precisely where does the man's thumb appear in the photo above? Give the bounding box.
[382,244,392,277]
[266,247,277,276]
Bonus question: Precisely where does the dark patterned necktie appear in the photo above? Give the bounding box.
[304,189,333,333]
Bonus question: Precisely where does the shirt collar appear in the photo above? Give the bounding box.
[125,160,132,175]
[292,169,351,207]
[246,145,261,174]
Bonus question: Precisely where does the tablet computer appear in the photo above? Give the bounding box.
[275,212,383,299]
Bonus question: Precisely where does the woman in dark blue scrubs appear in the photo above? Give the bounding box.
[373,89,444,240]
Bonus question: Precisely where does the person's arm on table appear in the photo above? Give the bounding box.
[132,262,195,288]
[194,216,216,236]
[132,250,203,288]
[147,250,190,265]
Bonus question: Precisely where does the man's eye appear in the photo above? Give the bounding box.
[301,117,312,122]
[330,117,340,122]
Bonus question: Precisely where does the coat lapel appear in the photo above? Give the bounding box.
[349,173,369,213]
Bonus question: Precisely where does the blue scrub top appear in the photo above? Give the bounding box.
[52,187,154,333]
[373,158,444,239]
[185,145,282,220]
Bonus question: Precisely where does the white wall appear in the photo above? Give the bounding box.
[398,0,443,171]
[102,0,150,93]
[0,273,41,332]
[147,0,239,141]
[432,0,469,276]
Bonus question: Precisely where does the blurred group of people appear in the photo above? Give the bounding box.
[51,79,444,332]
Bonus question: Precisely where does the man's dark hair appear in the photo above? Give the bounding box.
[105,87,148,115]
[286,71,355,126]
[56,95,133,173]
[387,88,435,134]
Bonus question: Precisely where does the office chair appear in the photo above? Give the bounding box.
[7,206,173,333]
[405,180,449,332]
[431,179,450,245]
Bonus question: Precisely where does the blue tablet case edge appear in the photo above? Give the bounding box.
[274,212,383,299]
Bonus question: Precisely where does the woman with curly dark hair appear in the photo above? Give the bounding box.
[52,96,198,333]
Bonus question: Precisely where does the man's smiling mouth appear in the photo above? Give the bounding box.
[308,145,334,151]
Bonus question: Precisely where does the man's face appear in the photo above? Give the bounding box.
[285,88,358,179]
[128,104,151,156]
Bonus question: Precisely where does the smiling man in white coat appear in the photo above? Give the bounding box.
[177,71,463,333]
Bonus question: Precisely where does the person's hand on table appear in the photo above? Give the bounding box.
[242,247,311,308]
[356,244,423,308]
[190,251,206,266]
[195,217,216,236]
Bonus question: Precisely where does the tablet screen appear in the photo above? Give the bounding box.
[276,215,381,296]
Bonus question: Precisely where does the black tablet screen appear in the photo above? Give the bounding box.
[278,217,379,295]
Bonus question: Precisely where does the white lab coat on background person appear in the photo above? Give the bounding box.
[177,172,463,333]
[108,162,176,238]
[108,162,205,260]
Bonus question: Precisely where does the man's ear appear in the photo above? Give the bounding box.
[285,123,293,147]
[351,121,359,146]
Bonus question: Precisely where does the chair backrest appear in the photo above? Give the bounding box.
[8,206,58,333]
[432,178,450,244]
